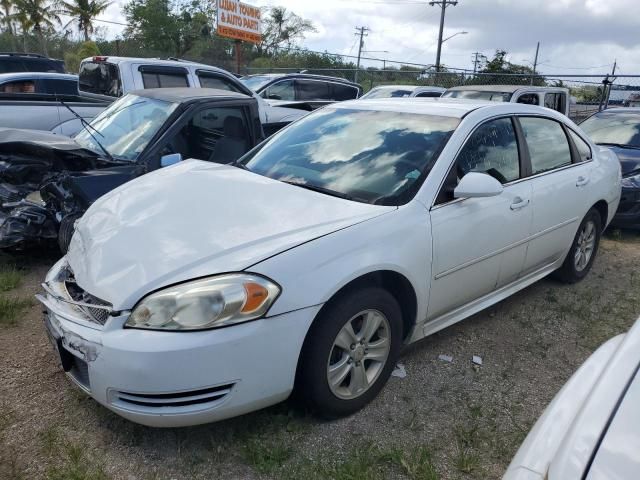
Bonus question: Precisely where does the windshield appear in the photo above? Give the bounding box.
[442,90,512,102]
[580,111,640,148]
[74,94,178,161]
[361,87,413,99]
[241,107,459,205]
[240,75,276,92]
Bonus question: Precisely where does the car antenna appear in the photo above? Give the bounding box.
[57,97,115,162]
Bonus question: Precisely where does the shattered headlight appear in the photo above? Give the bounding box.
[125,274,280,331]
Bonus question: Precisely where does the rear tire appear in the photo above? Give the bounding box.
[297,287,403,418]
[555,208,602,284]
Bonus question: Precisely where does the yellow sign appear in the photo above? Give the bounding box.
[216,0,262,44]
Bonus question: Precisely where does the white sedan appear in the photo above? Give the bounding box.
[504,316,640,480]
[38,99,621,427]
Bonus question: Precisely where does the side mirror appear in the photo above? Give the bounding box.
[454,172,504,199]
[160,153,182,167]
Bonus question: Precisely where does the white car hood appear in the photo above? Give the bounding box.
[67,160,394,310]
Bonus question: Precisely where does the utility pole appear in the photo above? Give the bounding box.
[530,41,540,85]
[429,0,458,72]
[604,59,617,109]
[354,26,369,84]
[471,51,484,74]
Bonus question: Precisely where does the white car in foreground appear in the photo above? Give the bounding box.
[38,99,621,427]
[504,317,640,480]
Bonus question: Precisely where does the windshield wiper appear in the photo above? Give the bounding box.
[59,98,115,162]
[597,142,640,150]
[281,180,354,200]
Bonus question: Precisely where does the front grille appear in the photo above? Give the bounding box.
[64,280,111,325]
[112,383,235,411]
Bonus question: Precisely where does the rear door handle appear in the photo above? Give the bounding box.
[510,197,530,210]
[576,176,590,187]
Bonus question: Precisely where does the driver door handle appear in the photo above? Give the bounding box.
[576,176,590,187]
[510,197,530,211]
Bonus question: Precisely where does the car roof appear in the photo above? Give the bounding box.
[242,72,361,88]
[447,85,567,93]
[129,87,250,103]
[0,72,77,82]
[81,56,230,74]
[333,97,564,119]
[598,107,640,114]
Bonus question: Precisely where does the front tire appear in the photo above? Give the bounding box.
[297,287,403,418]
[556,208,602,283]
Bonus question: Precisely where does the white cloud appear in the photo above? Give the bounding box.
[95,0,640,75]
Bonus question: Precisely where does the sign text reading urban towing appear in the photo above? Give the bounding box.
[217,0,262,44]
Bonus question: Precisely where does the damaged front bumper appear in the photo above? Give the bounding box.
[37,258,319,427]
[0,201,57,249]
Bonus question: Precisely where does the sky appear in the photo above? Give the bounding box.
[90,0,640,75]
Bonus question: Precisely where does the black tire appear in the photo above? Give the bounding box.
[58,213,82,254]
[297,287,403,418]
[555,208,602,284]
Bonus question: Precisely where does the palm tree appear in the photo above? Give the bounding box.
[13,0,60,55]
[58,0,110,41]
[0,0,18,50]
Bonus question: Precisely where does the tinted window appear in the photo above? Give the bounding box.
[362,88,412,99]
[544,93,567,113]
[198,74,241,92]
[414,91,442,98]
[520,117,572,174]
[458,118,520,184]
[580,112,640,148]
[568,130,592,162]
[332,83,359,100]
[296,80,330,100]
[263,80,295,101]
[23,58,63,72]
[0,59,25,73]
[142,71,188,88]
[517,93,539,106]
[241,108,459,205]
[41,79,78,95]
[79,61,122,97]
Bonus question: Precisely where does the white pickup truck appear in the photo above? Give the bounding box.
[78,56,306,136]
[0,57,306,136]
[442,85,572,117]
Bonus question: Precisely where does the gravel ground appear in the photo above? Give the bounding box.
[1,232,639,480]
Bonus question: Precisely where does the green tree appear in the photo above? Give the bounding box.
[124,0,212,57]
[0,0,17,50]
[13,0,60,54]
[477,49,545,86]
[64,38,99,71]
[58,0,111,41]
[258,6,316,55]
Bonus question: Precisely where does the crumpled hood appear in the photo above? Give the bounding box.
[0,128,98,185]
[68,160,395,310]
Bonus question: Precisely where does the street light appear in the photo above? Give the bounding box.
[442,31,468,44]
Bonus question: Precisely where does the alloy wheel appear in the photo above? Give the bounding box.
[574,220,596,272]
[326,309,391,400]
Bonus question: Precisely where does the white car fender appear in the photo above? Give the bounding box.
[252,201,432,336]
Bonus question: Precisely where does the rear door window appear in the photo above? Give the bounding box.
[544,93,567,114]
[41,79,78,95]
[197,73,242,92]
[414,91,442,98]
[520,117,573,174]
[331,83,359,100]
[79,61,122,97]
[262,80,295,101]
[0,80,35,93]
[296,80,331,101]
[517,93,540,106]
[141,69,189,88]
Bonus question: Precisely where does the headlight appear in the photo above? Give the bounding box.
[621,173,640,189]
[125,274,280,331]
[26,191,44,205]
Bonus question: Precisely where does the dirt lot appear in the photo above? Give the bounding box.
[1,232,639,480]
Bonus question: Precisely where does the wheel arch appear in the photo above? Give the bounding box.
[591,199,608,227]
